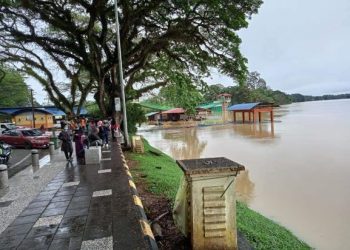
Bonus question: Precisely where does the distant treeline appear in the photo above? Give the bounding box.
[290,93,350,103]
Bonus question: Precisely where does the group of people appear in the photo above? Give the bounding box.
[58,117,120,164]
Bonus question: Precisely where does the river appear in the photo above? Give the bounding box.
[138,99,350,250]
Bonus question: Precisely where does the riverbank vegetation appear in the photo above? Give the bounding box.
[143,70,350,114]
[128,139,311,250]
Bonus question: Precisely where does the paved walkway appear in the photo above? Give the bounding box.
[0,141,156,250]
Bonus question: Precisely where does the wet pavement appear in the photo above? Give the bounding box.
[7,149,50,178]
[0,141,155,249]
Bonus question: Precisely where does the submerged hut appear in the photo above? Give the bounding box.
[161,108,187,121]
[228,102,274,123]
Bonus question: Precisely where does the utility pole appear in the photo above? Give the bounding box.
[30,89,35,128]
[114,0,130,147]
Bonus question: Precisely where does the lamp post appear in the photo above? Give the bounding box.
[113,0,130,147]
[30,89,35,128]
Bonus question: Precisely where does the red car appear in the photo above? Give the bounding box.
[0,129,50,149]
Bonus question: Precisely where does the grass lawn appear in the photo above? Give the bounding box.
[128,139,311,250]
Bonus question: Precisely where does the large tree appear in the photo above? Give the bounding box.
[0,0,263,118]
[0,66,31,107]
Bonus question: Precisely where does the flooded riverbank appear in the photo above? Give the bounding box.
[139,99,350,250]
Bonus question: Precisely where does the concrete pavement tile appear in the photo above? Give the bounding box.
[70,196,91,203]
[28,200,50,209]
[55,216,86,239]
[17,234,54,250]
[33,194,55,201]
[47,201,70,209]
[39,190,57,196]
[42,207,67,217]
[112,214,147,249]
[81,236,113,250]
[49,236,82,250]
[98,169,112,174]
[0,223,34,237]
[19,206,46,217]
[59,216,87,228]
[83,224,112,241]
[34,215,63,227]
[51,195,73,203]
[11,214,41,226]
[54,190,76,196]
[55,227,84,239]
[58,186,78,192]
[64,208,89,218]
[62,181,80,188]
[67,200,90,210]
[0,233,26,249]
[27,224,58,238]
[92,189,112,197]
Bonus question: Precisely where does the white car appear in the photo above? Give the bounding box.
[0,123,16,134]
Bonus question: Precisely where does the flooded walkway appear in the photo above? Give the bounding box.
[0,141,156,249]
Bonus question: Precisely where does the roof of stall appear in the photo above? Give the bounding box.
[162,108,186,114]
[227,103,260,111]
[139,102,173,111]
[0,106,87,116]
[198,101,222,109]
[227,102,275,111]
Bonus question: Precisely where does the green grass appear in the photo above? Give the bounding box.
[128,139,182,202]
[128,139,311,250]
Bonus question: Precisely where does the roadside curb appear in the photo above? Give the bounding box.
[117,143,158,250]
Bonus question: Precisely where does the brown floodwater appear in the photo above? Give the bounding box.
[139,99,350,250]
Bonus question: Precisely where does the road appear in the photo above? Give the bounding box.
[7,148,50,178]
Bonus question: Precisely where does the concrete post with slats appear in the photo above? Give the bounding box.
[174,157,245,250]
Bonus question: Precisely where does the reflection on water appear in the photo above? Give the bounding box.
[232,122,275,140]
[139,99,350,250]
[164,128,207,160]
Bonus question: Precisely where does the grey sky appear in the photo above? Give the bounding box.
[30,0,350,103]
[208,0,350,95]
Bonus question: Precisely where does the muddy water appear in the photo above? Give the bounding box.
[139,99,350,250]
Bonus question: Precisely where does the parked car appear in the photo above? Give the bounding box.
[0,129,50,149]
[0,123,16,134]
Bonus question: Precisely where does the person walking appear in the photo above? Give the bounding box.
[102,120,110,148]
[74,128,85,164]
[97,120,104,142]
[58,126,73,161]
[111,118,117,139]
[88,127,102,147]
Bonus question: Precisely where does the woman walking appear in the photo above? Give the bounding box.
[58,126,73,161]
[74,128,85,164]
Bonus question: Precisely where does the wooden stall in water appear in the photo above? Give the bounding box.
[228,102,275,123]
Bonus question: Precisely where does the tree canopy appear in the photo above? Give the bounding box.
[0,66,31,107]
[0,0,263,118]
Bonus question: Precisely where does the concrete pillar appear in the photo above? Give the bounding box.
[174,158,245,250]
[31,149,39,168]
[49,142,55,155]
[0,164,9,189]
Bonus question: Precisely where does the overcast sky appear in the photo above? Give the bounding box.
[207,0,350,95]
[30,0,350,103]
